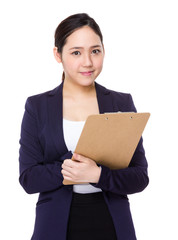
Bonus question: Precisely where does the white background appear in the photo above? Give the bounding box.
[0,0,178,239]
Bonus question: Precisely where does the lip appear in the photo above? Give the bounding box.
[80,71,94,76]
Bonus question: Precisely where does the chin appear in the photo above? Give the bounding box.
[81,79,95,86]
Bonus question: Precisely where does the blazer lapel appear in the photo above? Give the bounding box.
[95,81,114,114]
[47,81,68,157]
[47,81,115,156]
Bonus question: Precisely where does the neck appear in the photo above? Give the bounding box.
[63,79,96,99]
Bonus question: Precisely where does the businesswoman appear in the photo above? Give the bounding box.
[19,13,149,240]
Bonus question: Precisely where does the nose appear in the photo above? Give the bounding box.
[82,53,93,67]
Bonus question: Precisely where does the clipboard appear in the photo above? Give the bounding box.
[63,112,150,185]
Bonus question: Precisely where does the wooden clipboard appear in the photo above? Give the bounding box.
[63,112,150,185]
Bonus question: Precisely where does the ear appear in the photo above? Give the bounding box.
[53,47,62,63]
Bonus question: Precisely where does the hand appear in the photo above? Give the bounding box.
[61,153,101,183]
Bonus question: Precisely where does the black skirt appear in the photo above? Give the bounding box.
[66,192,117,240]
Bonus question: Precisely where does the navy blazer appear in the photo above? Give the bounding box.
[19,81,149,240]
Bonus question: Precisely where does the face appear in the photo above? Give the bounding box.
[54,26,105,87]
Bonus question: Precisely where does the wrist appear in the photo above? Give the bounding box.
[92,166,101,183]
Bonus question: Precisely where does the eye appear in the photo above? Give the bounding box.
[92,49,101,54]
[72,51,81,56]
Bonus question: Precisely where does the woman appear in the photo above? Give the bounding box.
[19,13,149,240]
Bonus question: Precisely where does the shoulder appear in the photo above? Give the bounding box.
[108,87,132,100]
[96,81,131,99]
[109,88,137,112]
[24,85,60,114]
[96,82,137,112]
[27,85,59,103]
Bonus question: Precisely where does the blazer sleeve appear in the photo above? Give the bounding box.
[19,97,72,194]
[91,94,149,195]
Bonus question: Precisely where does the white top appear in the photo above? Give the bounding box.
[63,118,102,194]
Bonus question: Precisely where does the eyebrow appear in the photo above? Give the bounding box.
[69,45,102,50]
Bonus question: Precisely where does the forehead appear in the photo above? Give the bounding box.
[64,26,102,48]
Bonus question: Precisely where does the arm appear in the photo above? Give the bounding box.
[91,93,149,195]
[91,138,149,195]
[19,97,72,194]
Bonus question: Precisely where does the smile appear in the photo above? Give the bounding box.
[80,71,94,76]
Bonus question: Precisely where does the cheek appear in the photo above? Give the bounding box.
[94,57,104,69]
[63,59,78,72]
[67,58,80,71]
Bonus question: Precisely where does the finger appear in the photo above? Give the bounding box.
[73,153,88,162]
[62,164,74,174]
[63,175,76,182]
[63,159,76,168]
[61,169,73,178]
[63,159,73,165]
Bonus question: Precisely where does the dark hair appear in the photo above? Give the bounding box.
[54,13,103,81]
